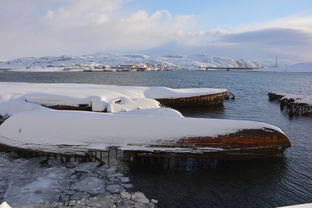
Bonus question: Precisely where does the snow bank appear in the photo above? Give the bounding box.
[24,94,91,107]
[0,202,11,208]
[0,98,48,115]
[115,108,183,118]
[0,110,283,153]
[107,97,160,113]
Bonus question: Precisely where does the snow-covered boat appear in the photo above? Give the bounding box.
[0,82,290,159]
[0,109,290,159]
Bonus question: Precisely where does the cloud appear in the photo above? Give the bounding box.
[0,0,197,59]
[235,16,312,33]
[146,17,312,64]
[1,0,312,64]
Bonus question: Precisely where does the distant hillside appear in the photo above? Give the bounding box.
[260,63,312,72]
[0,53,261,71]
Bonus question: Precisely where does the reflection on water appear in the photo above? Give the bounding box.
[172,105,225,118]
[129,158,289,208]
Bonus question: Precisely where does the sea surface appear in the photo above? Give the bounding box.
[0,70,311,208]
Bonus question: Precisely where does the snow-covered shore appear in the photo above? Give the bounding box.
[0,152,156,208]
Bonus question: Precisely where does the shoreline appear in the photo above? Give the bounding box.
[0,151,157,208]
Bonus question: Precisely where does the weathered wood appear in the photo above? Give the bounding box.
[268,92,284,101]
[156,92,227,107]
[268,92,312,117]
[127,129,291,159]
[43,104,92,111]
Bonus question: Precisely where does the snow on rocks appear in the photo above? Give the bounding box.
[0,152,136,207]
[16,192,157,208]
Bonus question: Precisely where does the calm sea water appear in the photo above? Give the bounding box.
[0,70,311,208]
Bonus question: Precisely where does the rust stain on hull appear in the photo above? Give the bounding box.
[135,129,291,159]
[43,104,93,111]
[0,129,290,160]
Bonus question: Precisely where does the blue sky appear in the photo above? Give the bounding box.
[0,0,312,63]
[123,0,312,29]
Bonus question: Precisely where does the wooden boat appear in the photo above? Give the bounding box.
[0,110,291,159]
[156,91,227,107]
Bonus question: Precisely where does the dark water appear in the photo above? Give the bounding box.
[0,71,311,208]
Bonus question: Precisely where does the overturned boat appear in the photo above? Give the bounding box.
[0,82,228,112]
[0,109,290,159]
[0,82,290,159]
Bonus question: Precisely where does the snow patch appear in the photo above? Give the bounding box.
[107,97,160,113]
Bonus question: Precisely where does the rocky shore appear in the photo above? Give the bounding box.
[18,192,157,208]
[0,152,157,208]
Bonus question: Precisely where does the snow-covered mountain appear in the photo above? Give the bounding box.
[0,53,261,71]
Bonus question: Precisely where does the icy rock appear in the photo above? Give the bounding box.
[0,156,10,167]
[151,199,158,203]
[3,167,71,207]
[46,159,63,167]
[121,183,133,188]
[71,176,105,195]
[75,162,98,173]
[119,177,130,183]
[106,166,117,173]
[116,197,136,207]
[106,184,125,193]
[146,203,156,208]
[64,161,79,169]
[121,191,131,199]
[131,192,150,204]
[108,177,120,182]
[108,173,123,177]
[70,191,90,200]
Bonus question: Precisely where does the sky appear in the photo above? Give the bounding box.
[1,0,312,63]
